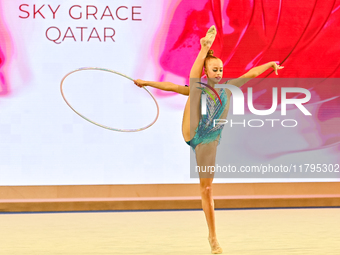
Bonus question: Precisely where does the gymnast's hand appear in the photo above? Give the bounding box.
[271,62,284,75]
[134,79,147,88]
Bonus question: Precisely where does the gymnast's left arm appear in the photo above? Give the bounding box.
[228,62,284,88]
[133,79,189,96]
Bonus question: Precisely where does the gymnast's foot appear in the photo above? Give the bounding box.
[200,25,217,49]
[208,236,223,254]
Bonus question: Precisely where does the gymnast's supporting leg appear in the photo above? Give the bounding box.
[195,141,223,254]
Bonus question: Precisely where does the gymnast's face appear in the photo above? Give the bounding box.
[205,58,223,83]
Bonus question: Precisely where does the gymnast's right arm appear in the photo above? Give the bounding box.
[133,79,189,96]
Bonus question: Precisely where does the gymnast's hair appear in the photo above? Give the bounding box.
[204,50,219,69]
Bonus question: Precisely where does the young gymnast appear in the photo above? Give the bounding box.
[134,25,283,254]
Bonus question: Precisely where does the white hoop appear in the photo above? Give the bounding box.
[60,67,159,132]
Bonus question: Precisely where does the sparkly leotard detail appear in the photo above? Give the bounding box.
[186,86,228,151]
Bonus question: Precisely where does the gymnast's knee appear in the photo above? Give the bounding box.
[200,184,213,197]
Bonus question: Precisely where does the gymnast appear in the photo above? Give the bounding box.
[134,25,283,254]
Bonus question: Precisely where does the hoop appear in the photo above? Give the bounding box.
[60,67,159,132]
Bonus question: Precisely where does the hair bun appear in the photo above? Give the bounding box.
[207,50,214,57]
